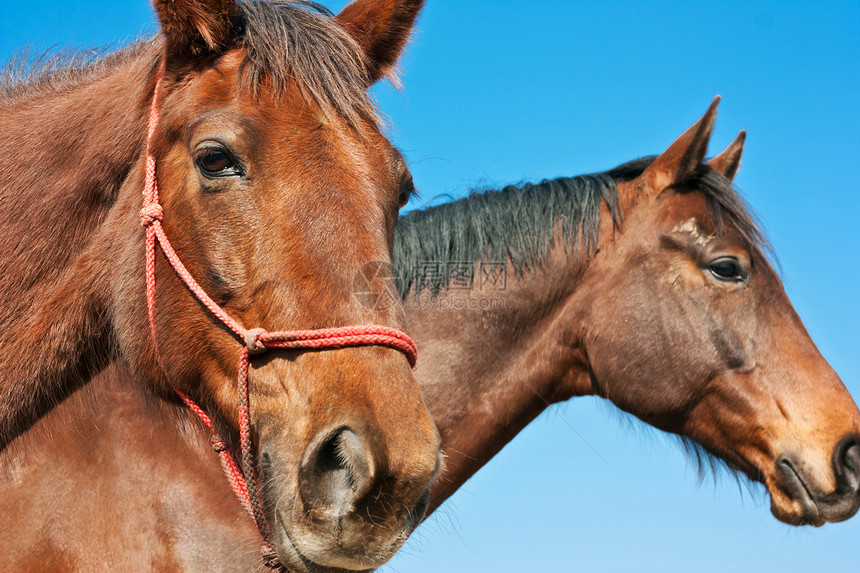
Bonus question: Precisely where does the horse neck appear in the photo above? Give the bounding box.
[407,242,594,511]
[0,47,156,449]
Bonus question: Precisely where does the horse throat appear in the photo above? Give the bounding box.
[405,246,592,511]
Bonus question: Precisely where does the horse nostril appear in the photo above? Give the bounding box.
[835,436,860,493]
[299,427,374,517]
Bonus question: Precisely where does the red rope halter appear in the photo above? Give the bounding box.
[140,68,417,570]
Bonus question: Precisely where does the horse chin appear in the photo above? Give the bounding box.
[272,511,400,573]
[768,461,826,526]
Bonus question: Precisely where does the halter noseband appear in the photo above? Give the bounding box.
[140,67,417,570]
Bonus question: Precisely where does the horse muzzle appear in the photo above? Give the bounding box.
[772,434,860,526]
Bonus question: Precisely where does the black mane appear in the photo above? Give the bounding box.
[394,157,770,295]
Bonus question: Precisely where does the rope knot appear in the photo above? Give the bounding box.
[140,203,164,227]
[244,327,268,355]
[211,436,227,452]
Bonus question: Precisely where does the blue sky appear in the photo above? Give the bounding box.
[3,1,857,571]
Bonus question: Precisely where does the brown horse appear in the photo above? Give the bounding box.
[0,1,441,571]
[400,98,860,524]
[4,99,857,569]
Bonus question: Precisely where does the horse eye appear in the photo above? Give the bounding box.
[709,258,745,282]
[196,149,241,177]
[398,178,417,207]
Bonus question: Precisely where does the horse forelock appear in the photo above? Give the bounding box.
[238,1,379,129]
[686,164,774,265]
[1,2,378,129]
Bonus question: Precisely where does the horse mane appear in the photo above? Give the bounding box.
[394,157,771,295]
[1,1,376,126]
[0,42,157,104]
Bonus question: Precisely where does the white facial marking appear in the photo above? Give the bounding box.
[672,217,715,247]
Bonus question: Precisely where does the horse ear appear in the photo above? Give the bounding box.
[707,130,746,182]
[641,96,721,193]
[335,0,425,85]
[153,0,237,57]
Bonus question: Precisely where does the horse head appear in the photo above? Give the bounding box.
[109,1,439,569]
[578,98,860,526]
